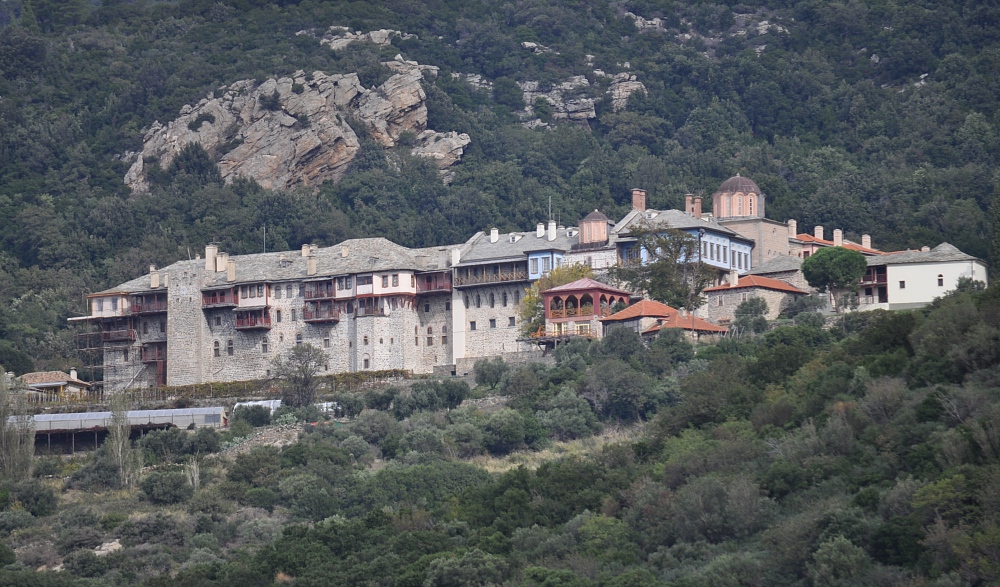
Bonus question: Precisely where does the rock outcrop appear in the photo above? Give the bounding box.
[312,26,416,51]
[607,73,646,111]
[125,57,469,192]
[520,76,596,122]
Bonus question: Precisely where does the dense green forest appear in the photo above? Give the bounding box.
[0,0,998,371]
[3,286,1000,585]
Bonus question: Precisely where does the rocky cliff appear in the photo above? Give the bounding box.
[125,58,469,192]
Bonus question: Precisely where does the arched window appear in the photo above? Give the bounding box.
[261,338,269,353]
[427,326,433,334]
[502,292,508,307]
[476,294,481,308]
[226,340,234,356]
[937,274,944,287]
[363,335,369,345]
[213,341,220,357]
[748,196,754,216]
[737,196,743,216]
[276,310,282,323]
[515,291,520,305]
[414,326,418,335]
[295,333,302,345]
[489,293,495,308]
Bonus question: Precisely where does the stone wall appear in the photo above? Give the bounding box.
[166,268,208,386]
[703,287,801,322]
[720,218,793,268]
[458,285,529,359]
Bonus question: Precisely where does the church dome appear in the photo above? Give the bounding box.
[713,174,760,195]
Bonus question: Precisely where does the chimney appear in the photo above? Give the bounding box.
[279,253,287,266]
[310,244,318,255]
[729,268,739,287]
[70,368,78,380]
[685,194,694,215]
[814,226,824,241]
[547,220,556,241]
[341,245,349,258]
[451,248,461,266]
[163,272,169,288]
[226,259,236,282]
[921,246,930,252]
[537,223,545,238]
[205,244,217,271]
[150,265,159,289]
[833,229,843,247]
[788,219,797,239]
[307,255,317,276]
[302,244,310,257]
[490,228,499,243]
[862,234,871,249]
[631,188,647,212]
[693,197,702,219]
[216,252,228,272]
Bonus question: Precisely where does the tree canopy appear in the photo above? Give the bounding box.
[610,226,716,310]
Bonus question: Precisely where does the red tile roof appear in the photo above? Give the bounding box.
[795,234,884,255]
[543,278,634,296]
[644,314,728,334]
[601,299,677,322]
[20,371,91,387]
[703,275,807,294]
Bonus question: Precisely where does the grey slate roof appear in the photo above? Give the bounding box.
[614,209,743,239]
[866,243,980,266]
[455,228,578,266]
[747,255,803,275]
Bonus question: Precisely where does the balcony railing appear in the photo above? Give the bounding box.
[202,292,238,308]
[235,315,271,330]
[416,280,452,293]
[103,329,136,342]
[454,271,529,287]
[130,300,167,314]
[141,346,167,362]
[859,274,887,285]
[304,288,335,300]
[548,305,602,319]
[304,308,341,323]
[355,307,388,317]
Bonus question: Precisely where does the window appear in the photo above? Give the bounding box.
[415,337,419,345]
[279,333,284,342]
[442,325,447,333]
[363,358,370,369]
[464,295,469,309]
[577,324,590,335]
[245,285,253,299]
[701,241,707,259]
[723,246,728,261]
[503,292,508,307]
[744,253,749,269]
[424,303,430,312]
[97,299,104,311]
[542,257,551,272]
[899,281,906,289]
[295,333,303,345]
[226,340,234,356]
[427,326,433,334]
[286,285,293,298]
[382,275,389,288]
[427,336,434,346]
[323,338,330,348]
[445,302,451,311]
[143,322,149,334]
[442,335,447,345]
[531,258,538,274]
[515,292,520,304]
[392,274,399,287]
[276,310,282,323]
[379,338,383,344]
[509,316,516,327]
[363,336,369,345]
[214,341,220,357]
[470,321,477,331]
[299,285,305,297]
[123,349,128,361]
[476,294,481,308]
[257,284,264,298]
[160,321,165,333]
[262,338,269,353]
[391,338,394,344]
[357,276,373,286]
[345,277,352,289]
[291,309,297,321]
[489,293,495,308]
[275,287,282,299]
[489,319,497,329]
[111,298,118,310]
[937,274,944,287]
[411,275,415,287]
[717,295,724,306]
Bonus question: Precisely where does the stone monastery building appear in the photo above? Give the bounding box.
[73,176,987,392]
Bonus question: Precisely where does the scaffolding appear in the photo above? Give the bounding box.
[75,317,151,395]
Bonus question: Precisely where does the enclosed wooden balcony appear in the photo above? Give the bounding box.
[130,296,168,314]
[235,311,271,330]
[103,329,136,342]
[202,290,238,308]
[304,308,340,323]
[141,344,167,362]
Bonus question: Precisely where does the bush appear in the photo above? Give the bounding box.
[0,542,14,566]
[4,479,57,517]
[485,409,526,455]
[140,471,194,504]
[234,405,271,427]
[475,357,509,389]
[0,509,34,533]
[187,112,216,131]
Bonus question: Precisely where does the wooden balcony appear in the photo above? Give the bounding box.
[355,307,388,317]
[103,329,136,342]
[859,274,887,285]
[130,300,168,314]
[141,346,167,362]
[548,305,601,319]
[304,308,341,323]
[304,288,335,300]
[416,279,452,293]
[235,315,271,330]
[202,292,238,308]
[454,270,529,287]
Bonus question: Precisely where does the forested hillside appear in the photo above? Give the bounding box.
[3,285,1000,586]
[0,0,998,371]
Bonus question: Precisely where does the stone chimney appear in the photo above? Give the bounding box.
[537,223,545,238]
[150,265,159,289]
[631,188,647,212]
[862,234,871,249]
[226,259,236,282]
[341,245,349,258]
[490,228,499,243]
[685,194,694,215]
[814,226,824,241]
[921,246,930,252]
[70,368,78,381]
[833,229,843,247]
[307,255,317,276]
[788,220,797,239]
[693,197,703,219]
[729,268,739,287]
[163,272,169,288]
[216,252,228,272]
[547,220,557,241]
[310,244,318,255]
[302,244,310,257]
[451,248,461,266]
[205,244,218,271]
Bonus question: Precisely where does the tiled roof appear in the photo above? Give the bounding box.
[703,275,807,294]
[643,314,727,334]
[615,209,744,239]
[796,234,883,255]
[20,371,91,387]
[866,242,980,266]
[713,175,760,195]
[601,299,677,321]
[746,255,803,275]
[582,209,611,223]
[456,228,578,265]
[543,278,634,296]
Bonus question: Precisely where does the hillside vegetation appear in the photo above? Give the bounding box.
[0,0,999,371]
[2,286,1000,586]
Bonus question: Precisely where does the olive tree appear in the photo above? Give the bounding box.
[272,343,326,407]
[801,247,867,313]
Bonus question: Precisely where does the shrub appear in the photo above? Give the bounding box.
[0,542,14,566]
[187,112,216,131]
[244,487,278,511]
[4,479,57,516]
[259,90,281,111]
[140,471,194,504]
[64,549,109,578]
[475,357,509,389]
[120,512,189,547]
[485,409,526,455]
[234,405,271,427]
[0,509,34,533]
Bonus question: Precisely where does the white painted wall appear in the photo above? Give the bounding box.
[886,260,988,306]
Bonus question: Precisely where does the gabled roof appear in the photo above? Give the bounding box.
[746,255,803,275]
[601,299,676,321]
[456,227,578,265]
[866,242,981,266]
[703,275,807,294]
[543,278,634,296]
[20,371,91,388]
[796,234,883,255]
[643,314,727,334]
